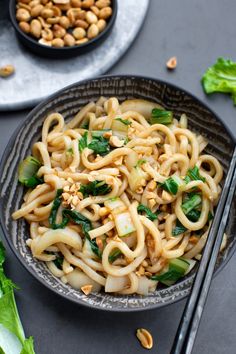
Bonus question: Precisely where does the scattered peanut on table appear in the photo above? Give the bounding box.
[15,0,113,48]
[0,65,15,78]
[136,328,153,350]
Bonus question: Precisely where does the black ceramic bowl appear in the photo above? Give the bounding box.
[0,76,235,312]
[9,0,117,58]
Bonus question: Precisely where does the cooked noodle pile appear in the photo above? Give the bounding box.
[12,97,224,295]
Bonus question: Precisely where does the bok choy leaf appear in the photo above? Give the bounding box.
[0,241,36,354]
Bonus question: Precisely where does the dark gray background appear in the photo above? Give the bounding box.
[1,0,236,353]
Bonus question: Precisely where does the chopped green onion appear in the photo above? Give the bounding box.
[80,180,112,198]
[115,118,131,126]
[151,258,190,285]
[182,194,202,214]
[18,156,43,188]
[150,108,173,125]
[137,204,159,221]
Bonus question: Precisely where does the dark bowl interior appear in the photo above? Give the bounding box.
[0,76,235,312]
[9,0,117,58]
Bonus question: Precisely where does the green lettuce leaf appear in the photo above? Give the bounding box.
[202,57,236,104]
[0,242,36,354]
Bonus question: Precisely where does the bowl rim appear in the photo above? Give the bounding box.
[0,74,235,312]
[9,0,118,52]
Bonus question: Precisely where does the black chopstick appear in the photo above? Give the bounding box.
[170,145,236,354]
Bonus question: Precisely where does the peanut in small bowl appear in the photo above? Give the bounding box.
[9,0,117,58]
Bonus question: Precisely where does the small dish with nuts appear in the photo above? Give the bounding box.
[9,0,117,58]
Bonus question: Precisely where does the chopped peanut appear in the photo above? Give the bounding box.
[81,284,93,295]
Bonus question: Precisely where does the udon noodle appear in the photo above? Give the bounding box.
[12,97,224,295]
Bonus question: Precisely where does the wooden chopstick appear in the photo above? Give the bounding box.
[171,145,236,354]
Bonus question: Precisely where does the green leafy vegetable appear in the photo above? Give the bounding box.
[53,256,63,269]
[81,121,89,129]
[48,189,68,230]
[187,209,201,222]
[172,220,187,236]
[79,180,112,198]
[137,204,159,221]
[202,57,236,105]
[124,137,130,145]
[182,194,202,215]
[49,194,101,258]
[115,118,131,126]
[150,108,173,125]
[0,242,36,354]
[108,249,121,263]
[161,176,184,195]
[79,131,88,152]
[185,166,205,183]
[88,136,110,156]
[18,156,43,188]
[151,258,189,285]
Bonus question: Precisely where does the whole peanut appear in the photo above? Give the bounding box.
[87,23,99,38]
[99,6,112,19]
[81,0,94,9]
[95,0,111,9]
[51,38,64,47]
[97,19,106,32]
[53,24,66,38]
[30,19,42,38]
[30,4,44,17]
[75,38,88,45]
[59,16,70,29]
[16,8,31,22]
[64,33,76,46]
[85,11,98,24]
[73,27,86,39]
[29,0,41,7]
[19,21,31,33]
[71,0,82,6]
[91,6,100,16]
[0,65,15,78]
[74,19,89,29]
[41,8,54,18]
